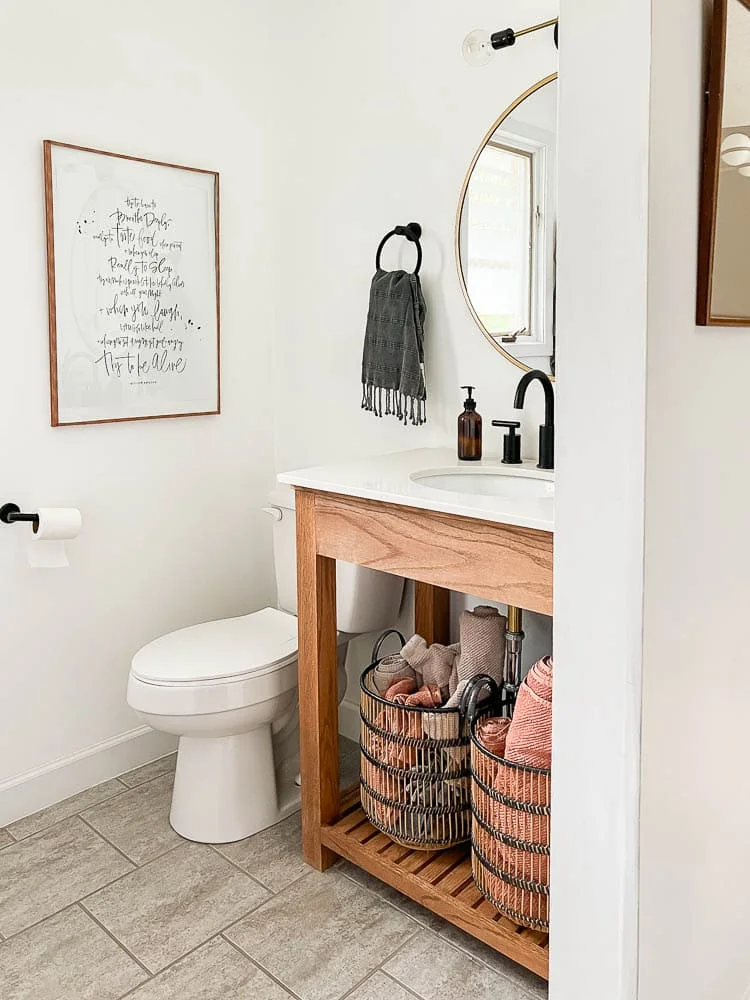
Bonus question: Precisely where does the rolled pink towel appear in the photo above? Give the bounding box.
[402,635,459,690]
[476,716,511,757]
[505,680,552,770]
[385,677,418,701]
[525,656,553,701]
[404,684,444,708]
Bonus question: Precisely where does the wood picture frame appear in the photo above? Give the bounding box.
[697,0,750,326]
[43,140,220,426]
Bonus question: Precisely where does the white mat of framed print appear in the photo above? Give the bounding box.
[43,141,220,426]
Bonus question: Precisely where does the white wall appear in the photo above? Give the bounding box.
[639,1,750,996]
[266,0,557,737]
[268,0,555,474]
[552,0,651,997]
[0,0,277,821]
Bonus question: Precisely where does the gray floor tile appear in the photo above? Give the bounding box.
[438,924,548,998]
[0,829,13,850]
[82,774,183,866]
[125,935,291,999]
[214,812,311,893]
[336,860,445,932]
[84,841,270,974]
[6,779,126,841]
[0,817,133,937]
[0,905,146,1000]
[384,929,533,999]
[119,754,177,789]
[226,868,417,1000]
[346,971,417,1000]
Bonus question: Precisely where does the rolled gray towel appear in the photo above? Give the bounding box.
[372,653,416,696]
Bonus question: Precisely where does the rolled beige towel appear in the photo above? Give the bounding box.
[402,634,459,691]
[446,606,506,706]
[372,653,416,696]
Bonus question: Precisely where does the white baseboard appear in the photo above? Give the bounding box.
[0,726,178,827]
[339,698,360,745]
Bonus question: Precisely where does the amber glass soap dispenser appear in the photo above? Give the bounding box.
[458,386,482,461]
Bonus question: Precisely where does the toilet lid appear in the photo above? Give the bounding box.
[131,607,299,684]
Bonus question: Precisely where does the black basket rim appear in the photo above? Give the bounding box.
[360,708,469,750]
[361,662,494,717]
[470,717,552,777]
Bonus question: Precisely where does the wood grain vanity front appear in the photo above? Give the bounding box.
[311,491,552,615]
[294,486,554,979]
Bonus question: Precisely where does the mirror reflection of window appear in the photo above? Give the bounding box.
[466,143,532,340]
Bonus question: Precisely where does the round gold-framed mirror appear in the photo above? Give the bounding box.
[456,73,558,378]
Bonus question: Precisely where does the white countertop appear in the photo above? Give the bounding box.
[278,448,554,533]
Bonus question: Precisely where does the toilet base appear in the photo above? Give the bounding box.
[170,725,279,844]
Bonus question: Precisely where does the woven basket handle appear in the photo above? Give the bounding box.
[371,629,406,663]
[459,674,502,723]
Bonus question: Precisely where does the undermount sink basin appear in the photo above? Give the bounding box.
[410,466,555,501]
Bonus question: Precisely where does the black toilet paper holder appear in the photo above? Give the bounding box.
[0,503,39,528]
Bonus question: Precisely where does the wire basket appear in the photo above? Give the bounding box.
[359,631,496,850]
[470,708,551,930]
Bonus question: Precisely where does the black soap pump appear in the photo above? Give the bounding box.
[458,386,482,461]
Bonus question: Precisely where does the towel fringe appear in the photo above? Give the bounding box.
[361,385,426,426]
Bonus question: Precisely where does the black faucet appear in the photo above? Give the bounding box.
[514,369,555,470]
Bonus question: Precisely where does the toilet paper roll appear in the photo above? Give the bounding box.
[27,508,82,568]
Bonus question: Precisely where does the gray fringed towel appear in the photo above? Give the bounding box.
[361,269,427,425]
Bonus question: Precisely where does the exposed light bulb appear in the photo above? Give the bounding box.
[462,29,493,67]
[721,132,750,166]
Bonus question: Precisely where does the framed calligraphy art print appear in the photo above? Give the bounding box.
[43,141,220,425]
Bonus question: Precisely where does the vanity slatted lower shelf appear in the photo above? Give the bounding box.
[322,789,549,981]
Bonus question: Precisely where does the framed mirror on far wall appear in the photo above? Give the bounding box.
[698,0,750,326]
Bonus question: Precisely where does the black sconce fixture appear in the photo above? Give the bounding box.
[463,18,559,66]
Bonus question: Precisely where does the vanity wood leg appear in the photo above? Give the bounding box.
[414,582,451,645]
[296,490,339,871]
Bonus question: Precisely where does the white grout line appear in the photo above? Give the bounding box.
[378,968,425,1000]
[221,933,301,999]
[77,901,153,977]
[77,814,144,868]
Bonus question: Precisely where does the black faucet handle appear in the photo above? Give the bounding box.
[491,420,522,465]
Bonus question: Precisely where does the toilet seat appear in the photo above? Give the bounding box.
[127,607,300,717]
[132,606,299,686]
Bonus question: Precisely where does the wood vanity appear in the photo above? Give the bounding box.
[288,456,554,980]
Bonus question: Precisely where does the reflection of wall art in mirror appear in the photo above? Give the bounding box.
[44,141,220,426]
[456,74,557,378]
[697,0,750,326]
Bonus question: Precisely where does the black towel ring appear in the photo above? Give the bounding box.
[375,222,423,275]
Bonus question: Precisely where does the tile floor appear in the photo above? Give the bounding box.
[0,738,548,1000]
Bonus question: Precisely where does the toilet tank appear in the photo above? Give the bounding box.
[266,486,405,634]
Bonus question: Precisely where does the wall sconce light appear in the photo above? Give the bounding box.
[462,17,559,67]
[721,132,750,167]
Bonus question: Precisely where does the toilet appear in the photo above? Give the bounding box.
[126,485,403,844]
